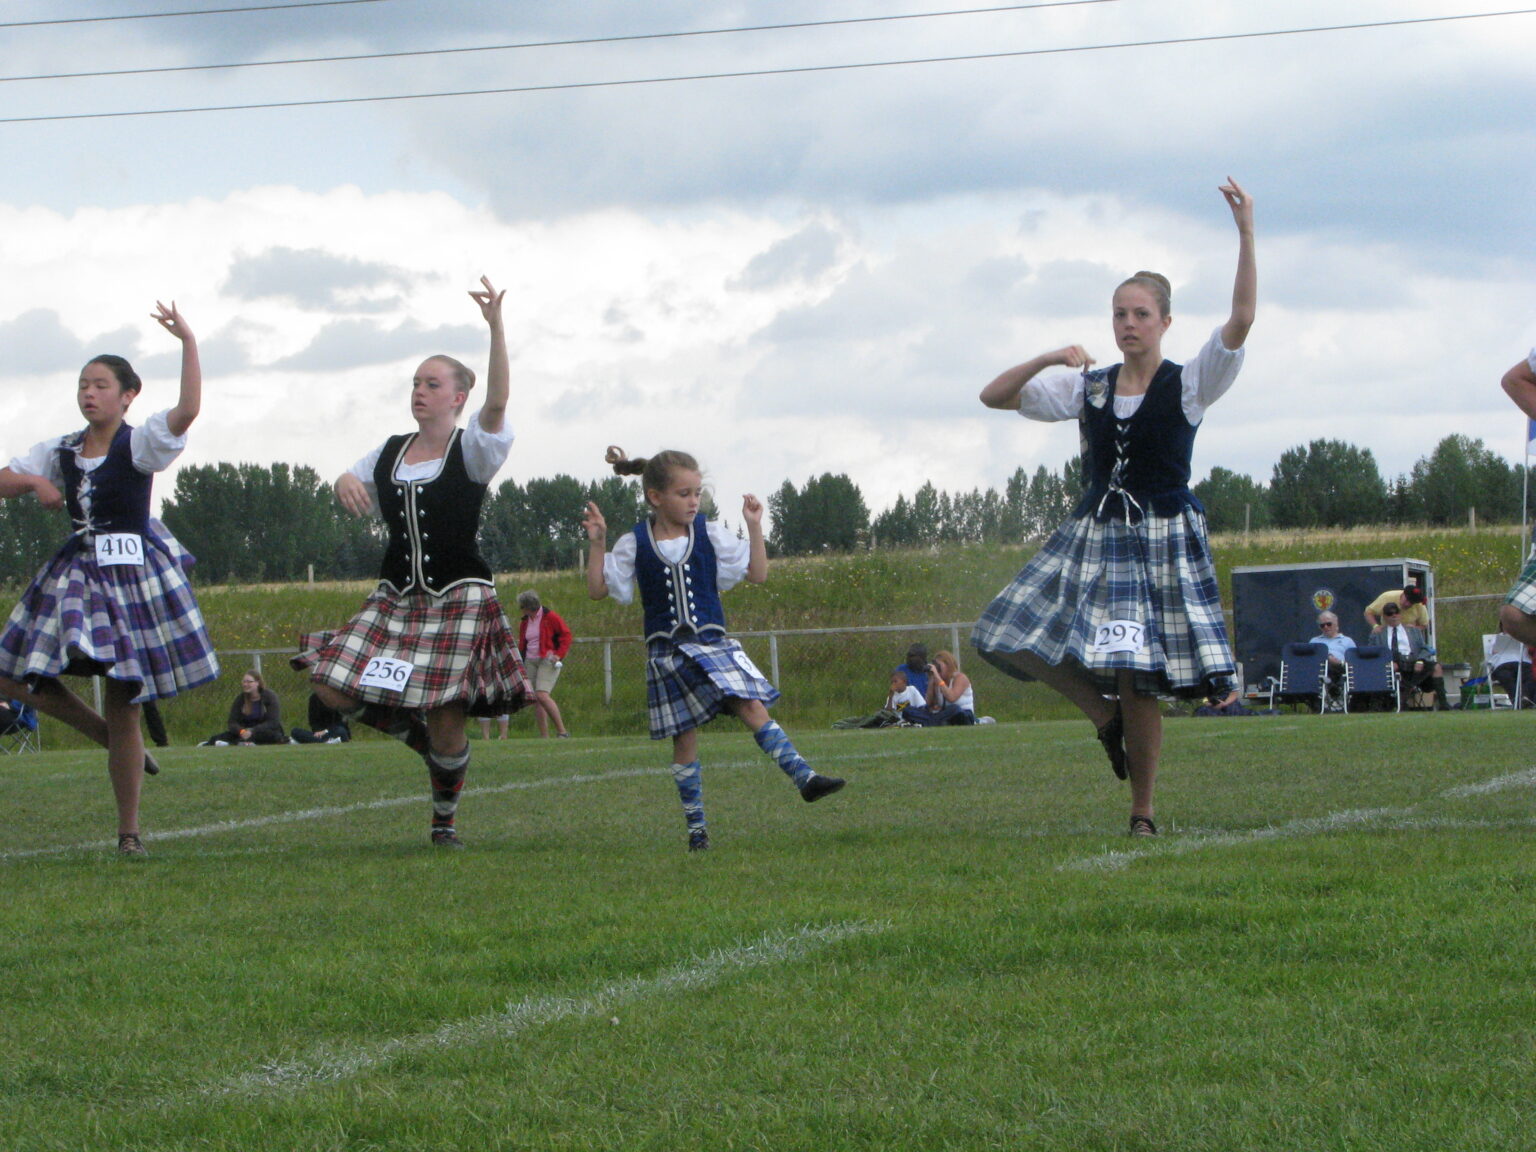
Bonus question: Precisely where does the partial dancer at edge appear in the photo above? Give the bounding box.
[971,180,1257,836]
[0,304,219,856]
[1497,349,1536,649]
[583,447,844,852]
[294,277,530,848]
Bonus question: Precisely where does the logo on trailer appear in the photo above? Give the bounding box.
[1311,588,1336,613]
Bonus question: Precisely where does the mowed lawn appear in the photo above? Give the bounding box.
[2,711,1533,1151]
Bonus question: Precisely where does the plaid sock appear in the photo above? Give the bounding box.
[671,761,706,831]
[753,720,814,788]
[426,746,470,829]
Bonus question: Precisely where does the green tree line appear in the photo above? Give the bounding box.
[0,432,1526,585]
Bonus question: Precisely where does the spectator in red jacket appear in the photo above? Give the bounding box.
[516,589,572,738]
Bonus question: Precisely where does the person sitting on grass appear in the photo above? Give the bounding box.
[199,670,285,746]
[289,691,351,744]
[901,650,977,726]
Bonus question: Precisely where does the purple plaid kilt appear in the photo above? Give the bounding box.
[293,582,529,717]
[971,506,1234,699]
[645,634,779,739]
[0,523,219,703]
[1506,555,1536,617]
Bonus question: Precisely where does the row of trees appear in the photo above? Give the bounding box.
[0,433,1527,584]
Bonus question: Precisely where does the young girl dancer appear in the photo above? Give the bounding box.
[972,179,1256,836]
[0,303,219,856]
[582,447,844,851]
[294,277,529,848]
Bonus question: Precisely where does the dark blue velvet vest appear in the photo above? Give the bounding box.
[58,423,153,539]
[1074,360,1204,522]
[373,430,493,596]
[633,513,727,642]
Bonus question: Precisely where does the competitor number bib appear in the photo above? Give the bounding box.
[1091,620,1146,655]
[359,656,415,691]
[95,533,144,567]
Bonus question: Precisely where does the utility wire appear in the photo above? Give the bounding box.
[0,0,389,29]
[2,7,1532,124]
[0,1,1118,84]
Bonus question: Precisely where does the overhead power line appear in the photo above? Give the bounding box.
[0,1,1119,84]
[0,0,389,29]
[2,7,1532,124]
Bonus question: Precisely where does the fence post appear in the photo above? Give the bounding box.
[92,676,103,713]
[769,633,780,687]
[949,623,961,654]
[251,652,263,675]
[603,640,613,706]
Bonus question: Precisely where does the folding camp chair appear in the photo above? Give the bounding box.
[1480,633,1523,709]
[1343,645,1399,713]
[0,702,39,754]
[1269,642,1332,714]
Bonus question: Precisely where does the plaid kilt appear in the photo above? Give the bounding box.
[1506,555,1536,616]
[645,634,779,740]
[0,524,219,703]
[971,506,1234,699]
[293,582,529,717]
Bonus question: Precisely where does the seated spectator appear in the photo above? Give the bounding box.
[0,698,27,736]
[1193,686,1262,716]
[477,713,510,740]
[894,643,930,700]
[902,650,977,726]
[199,671,285,746]
[1310,611,1355,682]
[1368,601,1446,709]
[290,691,352,744]
[886,670,926,715]
[1488,637,1536,708]
[1363,585,1429,631]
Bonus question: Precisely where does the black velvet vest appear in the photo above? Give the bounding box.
[1074,360,1203,522]
[373,430,493,595]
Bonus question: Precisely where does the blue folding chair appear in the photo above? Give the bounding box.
[0,700,39,754]
[1344,645,1399,713]
[1269,642,1332,714]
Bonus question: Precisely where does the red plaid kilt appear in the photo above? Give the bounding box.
[293,582,529,717]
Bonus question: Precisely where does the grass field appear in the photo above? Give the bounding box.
[4,711,1534,1151]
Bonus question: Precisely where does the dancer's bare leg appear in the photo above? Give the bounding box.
[103,680,146,837]
[536,691,567,736]
[992,650,1116,727]
[0,674,110,748]
[425,703,468,758]
[311,682,358,714]
[1119,670,1160,821]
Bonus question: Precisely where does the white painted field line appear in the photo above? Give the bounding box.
[203,919,887,1099]
[1064,764,1536,872]
[1,765,671,861]
[1440,767,1536,797]
[1063,807,1407,872]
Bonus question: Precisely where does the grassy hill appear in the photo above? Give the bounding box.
[21,523,1530,747]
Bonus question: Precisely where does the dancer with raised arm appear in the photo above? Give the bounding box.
[0,303,219,855]
[973,180,1256,836]
[294,278,529,848]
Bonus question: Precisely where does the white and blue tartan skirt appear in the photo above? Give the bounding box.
[0,523,220,704]
[971,507,1234,699]
[645,634,779,740]
[1506,556,1536,617]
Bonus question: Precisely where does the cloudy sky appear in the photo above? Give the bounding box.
[2,0,1534,529]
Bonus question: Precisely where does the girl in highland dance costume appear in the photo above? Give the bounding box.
[582,447,844,852]
[1497,349,1536,646]
[973,179,1256,837]
[294,278,529,848]
[0,303,219,856]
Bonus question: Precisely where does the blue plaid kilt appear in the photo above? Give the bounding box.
[0,522,219,703]
[1506,555,1536,617]
[645,634,779,739]
[971,506,1234,698]
[293,582,530,717]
